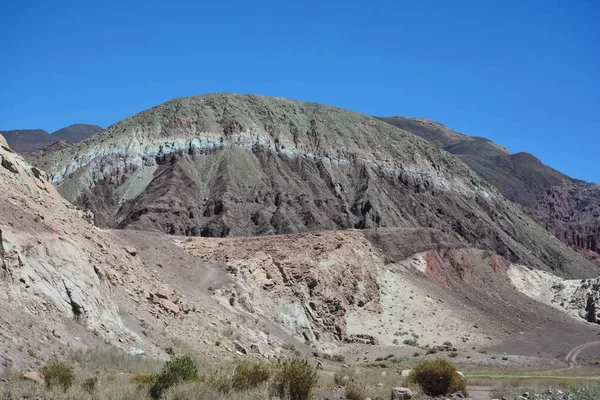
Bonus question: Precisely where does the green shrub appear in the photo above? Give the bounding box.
[41,361,74,392]
[408,359,466,396]
[273,358,318,400]
[82,377,97,394]
[231,360,272,390]
[345,381,366,400]
[151,355,198,399]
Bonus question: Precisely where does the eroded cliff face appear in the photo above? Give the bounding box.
[36,94,596,278]
[0,137,141,368]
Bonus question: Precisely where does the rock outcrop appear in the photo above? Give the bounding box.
[35,94,596,278]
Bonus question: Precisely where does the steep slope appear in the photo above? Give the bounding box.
[379,116,600,264]
[37,94,597,278]
[0,124,101,154]
[0,134,315,371]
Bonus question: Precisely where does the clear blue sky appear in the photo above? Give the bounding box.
[1,0,598,182]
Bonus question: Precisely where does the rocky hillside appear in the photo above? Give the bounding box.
[0,124,101,153]
[378,117,600,265]
[3,131,599,375]
[35,94,597,278]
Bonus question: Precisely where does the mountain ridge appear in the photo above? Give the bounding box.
[36,93,597,278]
[0,124,102,153]
[378,116,600,265]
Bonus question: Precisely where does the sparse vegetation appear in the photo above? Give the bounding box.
[230,359,272,391]
[408,359,466,396]
[403,338,418,346]
[81,376,97,394]
[41,360,75,392]
[345,380,366,400]
[273,358,318,400]
[150,355,198,399]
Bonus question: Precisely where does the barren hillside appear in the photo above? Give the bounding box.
[35,94,596,278]
[379,116,600,265]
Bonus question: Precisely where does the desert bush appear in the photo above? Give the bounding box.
[403,339,418,346]
[408,359,466,396]
[231,360,272,391]
[345,381,366,400]
[151,355,198,399]
[131,373,158,388]
[333,371,350,386]
[41,361,74,392]
[82,376,98,394]
[448,351,458,358]
[273,358,318,400]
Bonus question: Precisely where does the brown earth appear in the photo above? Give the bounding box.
[378,116,600,266]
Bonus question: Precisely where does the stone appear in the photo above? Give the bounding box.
[159,298,180,314]
[23,371,44,384]
[156,289,174,299]
[392,387,412,400]
[456,370,465,378]
[234,340,248,355]
[124,246,138,256]
[1,156,18,174]
[377,382,384,388]
[401,369,412,378]
[129,347,145,355]
[339,375,350,386]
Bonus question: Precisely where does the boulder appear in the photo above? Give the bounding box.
[1,156,19,174]
[159,298,180,314]
[234,340,248,355]
[156,289,174,299]
[401,369,412,378]
[392,387,412,400]
[23,371,44,384]
[124,246,138,256]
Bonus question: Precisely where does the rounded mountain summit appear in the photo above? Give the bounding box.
[36,93,597,278]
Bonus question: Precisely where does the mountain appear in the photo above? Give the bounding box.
[377,116,600,264]
[3,121,600,382]
[0,129,54,153]
[0,124,101,153]
[36,93,597,278]
[52,123,103,142]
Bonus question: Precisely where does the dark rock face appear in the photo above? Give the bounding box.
[379,116,600,265]
[36,94,597,278]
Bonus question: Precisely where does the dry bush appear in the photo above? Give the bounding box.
[345,381,366,400]
[231,359,272,391]
[408,359,465,396]
[273,358,318,400]
[81,376,97,394]
[131,373,158,388]
[69,347,162,374]
[41,361,75,392]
